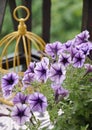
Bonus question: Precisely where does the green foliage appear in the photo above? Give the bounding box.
[62,65,92,130]
[39,59,92,130]
[47,64,92,130]
[51,0,82,42]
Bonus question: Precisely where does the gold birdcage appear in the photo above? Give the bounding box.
[0,6,45,76]
[0,6,45,106]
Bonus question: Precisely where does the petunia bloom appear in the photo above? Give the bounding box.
[49,63,66,83]
[78,43,90,55]
[70,46,79,60]
[64,40,73,49]
[51,84,69,102]
[41,57,49,66]
[24,62,35,75]
[2,89,12,98]
[11,103,31,125]
[58,53,71,67]
[76,41,92,56]
[63,39,75,53]
[22,73,35,89]
[75,30,90,45]
[13,92,29,105]
[72,52,85,68]
[84,64,92,76]
[1,72,19,97]
[45,41,63,59]
[34,58,49,82]
[28,92,48,113]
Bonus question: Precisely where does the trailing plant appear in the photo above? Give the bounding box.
[0,30,92,130]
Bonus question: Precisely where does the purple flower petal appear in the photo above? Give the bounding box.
[58,53,71,67]
[51,83,69,102]
[45,41,63,59]
[11,103,31,125]
[1,72,19,97]
[72,52,85,68]
[49,63,66,83]
[34,58,49,82]
[13,92,29,104]
[22,73,35,89]
[75,30,90,45]
[2,89,12,98]
[24,62,35,75]
[28,92,48,112]
[84,63,92,76]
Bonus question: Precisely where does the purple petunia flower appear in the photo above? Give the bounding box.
[41,57,49,66]
[72,51,85,68]
[75,30,89,45]
[84,64,92,76]
[77,44,89,55]
[49,63,66,83]
[24,62,35,75]
[28,92,48,112]
[84,64,92,72]
[63,39,75,53]
[45,41,63,59]
[51,84,69,102]
[2,89,12,98]
[22,73,35,89]
[1,72,19,89]
[70,46,79,60]
[1,72,19,97]
[13,92,29,105]
[11,103,31,125]
[64,40,73,49]
[77,41,92,56]
[58,53,71,67]
[34,58,49,82]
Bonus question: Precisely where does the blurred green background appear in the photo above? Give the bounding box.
[0,0,83,43]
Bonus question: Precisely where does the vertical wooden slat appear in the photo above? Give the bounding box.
[82,0,92,41]
[0,0,7,32]
[22,0,32,31]
[42,0,51,43]
[8,0,18,31]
